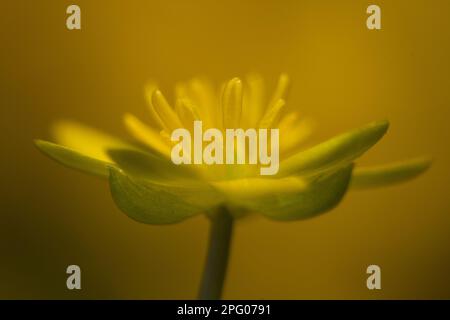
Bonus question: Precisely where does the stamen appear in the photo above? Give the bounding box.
[243,73,265,128]
[151,90,184,131]
[268,73,290,111]
[175,98,200,129]
[144,83,166,130]
[188,78,216,126]
[259,98,285,128]
[221,77,243,128]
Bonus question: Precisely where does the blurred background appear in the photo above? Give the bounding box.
[1,0,449,299]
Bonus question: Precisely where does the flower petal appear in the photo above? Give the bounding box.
[107,148,199,181]
[108,167,223,225]
[350,157,432,189]
[238,164,353,221]
[35,140,111,177]
[279,120,389,176]
[123,113,172,157]
[52,120,134,163]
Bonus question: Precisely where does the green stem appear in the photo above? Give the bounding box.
[198,206,234,300]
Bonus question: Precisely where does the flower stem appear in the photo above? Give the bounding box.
[198,206,234,300]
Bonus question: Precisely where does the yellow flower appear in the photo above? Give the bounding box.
[35,74,431,224]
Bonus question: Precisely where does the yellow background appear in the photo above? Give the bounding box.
[1,0,449,298]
